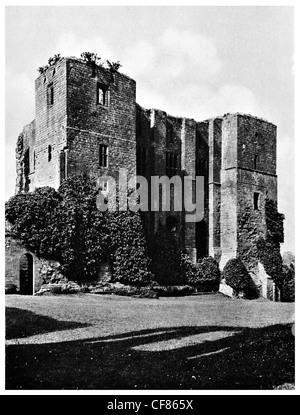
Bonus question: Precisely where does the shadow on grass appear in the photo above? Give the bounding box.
[6,318,295,390]
[6,307,91,340]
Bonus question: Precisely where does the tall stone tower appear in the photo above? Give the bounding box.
[220,113,278,268]
[190,113,280,298]
[16,57,137,193]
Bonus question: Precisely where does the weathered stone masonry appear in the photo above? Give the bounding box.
[12,56,283,297]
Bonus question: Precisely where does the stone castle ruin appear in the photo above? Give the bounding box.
[7,55,284,298]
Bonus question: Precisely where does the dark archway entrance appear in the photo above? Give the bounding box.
[19,254,33,295]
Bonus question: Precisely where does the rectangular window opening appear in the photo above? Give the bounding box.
[47,83,54,105]
[254,192,260,210]
[97,84,109,106]
[99,144,108,168]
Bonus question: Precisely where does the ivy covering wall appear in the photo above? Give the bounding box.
[5,175,152,285]
[256,199,285,287]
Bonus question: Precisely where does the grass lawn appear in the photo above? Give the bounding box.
[5,293,295,390]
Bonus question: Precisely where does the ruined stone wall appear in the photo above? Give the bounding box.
[219,114,278,272]
[236,175,278,294]
[136,106,211,259]
[5,232,44,293]
[34,59,68,190]
[137,107,204,258]
[181,117,197,261]
[15,120,35,193]
[136,104,152,175]
[150,109,167,233]
[219,115,239,268]
[208,118,222,261]
[220,170,238,268]
[237,114,277,175]
[66,58,137,183]
[5,231,69,294]
[196,122,209,259]
[217,113,279,298]
[136,105,153,236]
[142,109,181,234]
[236,116,278,289]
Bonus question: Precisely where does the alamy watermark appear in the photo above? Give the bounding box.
[96,168,204,223]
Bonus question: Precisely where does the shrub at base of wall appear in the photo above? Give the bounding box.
[181,253,221,292]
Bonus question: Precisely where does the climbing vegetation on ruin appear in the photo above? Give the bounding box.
[106,210,153,286]
[5,175,152,285]
[80,52,101,66]
[256,198,285,286]
[105,60,122,73]
[38,54,62,74]
[281,264,295,303]
[57,175,109,282]
[5,187,63,258]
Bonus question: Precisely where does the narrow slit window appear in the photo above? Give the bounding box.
[254,192,260,210]
[48,145,52,162]
[99,144,108,168]
[47,83,54,105]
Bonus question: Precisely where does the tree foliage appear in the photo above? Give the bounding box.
[197,256,221,284]
[80,52,101,66]
[180,252,197,283]
[57,175,109,282]
[6,175,152,285]
[105,210,152,285]
[281,264,295,303]
[181,254,221,290]
[223,258,252,291]
[5,187,62,258]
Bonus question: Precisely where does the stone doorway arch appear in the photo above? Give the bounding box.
[19,253,34,295]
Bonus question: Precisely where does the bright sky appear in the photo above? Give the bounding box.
[5,6,295,253]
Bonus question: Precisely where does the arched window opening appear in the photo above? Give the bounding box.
[19,253,34,295]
